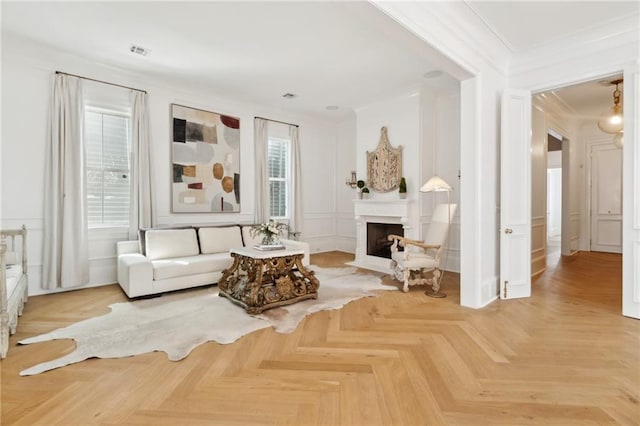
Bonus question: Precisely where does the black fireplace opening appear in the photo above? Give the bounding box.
[367,222,404,259]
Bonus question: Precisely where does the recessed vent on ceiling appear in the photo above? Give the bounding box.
[129,44,151,57]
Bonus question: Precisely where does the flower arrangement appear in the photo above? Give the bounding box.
[250,219,289,246]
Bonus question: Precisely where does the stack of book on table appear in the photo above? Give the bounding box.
[253,244,286,251]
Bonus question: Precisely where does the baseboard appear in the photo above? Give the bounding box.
[306,236,341,254]
[481,276,499,307]
[480,294,499,308]
[334,236,355,254]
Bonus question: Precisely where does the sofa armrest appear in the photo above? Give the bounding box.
[117,240,141,256]
[281,238,310,267]
[117,253,153,298]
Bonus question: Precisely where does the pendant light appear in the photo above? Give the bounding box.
[597,79,623,134]
[613,131,624,149]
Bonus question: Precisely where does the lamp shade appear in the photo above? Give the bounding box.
[613,131,624,149]
[597,104,624,134]
[420,175,451,192]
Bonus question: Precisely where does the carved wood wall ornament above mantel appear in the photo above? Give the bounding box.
[367,126,403,192]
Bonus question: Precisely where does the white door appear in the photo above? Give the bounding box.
[590,144,622,253]
[500,90,532,300]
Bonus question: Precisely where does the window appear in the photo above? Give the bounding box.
[268,137,290,218]
[85,108,131,227]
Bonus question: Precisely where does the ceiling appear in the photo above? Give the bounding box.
[543,76,625,122]
[467,1,639,52]
[2,1,637,121]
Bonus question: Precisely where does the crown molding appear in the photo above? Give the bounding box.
[510,12,640,79]
[371,1,511,78]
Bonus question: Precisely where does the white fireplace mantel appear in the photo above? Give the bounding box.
[353,199,414,223]
[348,199,418,273]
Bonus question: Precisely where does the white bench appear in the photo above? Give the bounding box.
[1,226,28,358]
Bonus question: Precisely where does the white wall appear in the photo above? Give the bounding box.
[355,91,421,202]
[420,87,461,272]
[335,116,357,253]
[547,149,563,242]
[1,35,339,295]
[547,168,562,238]
[547,150,562,168]
[531,107,547,275]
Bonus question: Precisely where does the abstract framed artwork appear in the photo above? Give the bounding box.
[171,104,241,213]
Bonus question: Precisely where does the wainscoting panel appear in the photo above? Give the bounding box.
[304,213,337,254]
[531,216,545,276]
[570,213,581,253]
[419,215,460,273]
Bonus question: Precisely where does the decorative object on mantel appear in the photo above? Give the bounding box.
[250,219,289,246]
[597,79,623,135]
[399,177,407,199]
[361,187,370,199]
[356,180,365,199]
[345,171,358,188]
[367,126,402,192]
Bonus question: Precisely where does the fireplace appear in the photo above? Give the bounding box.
[367,222,403,259]
[348,199,417,273]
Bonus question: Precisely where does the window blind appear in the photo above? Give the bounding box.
[268,138,290,218]
[85,110,131,227]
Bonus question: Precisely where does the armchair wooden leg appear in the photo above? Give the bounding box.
[402,269,410,293]
[425,268,446,298]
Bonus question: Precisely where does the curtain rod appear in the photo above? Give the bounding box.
[55,71,147,94]
[255,116,299,128]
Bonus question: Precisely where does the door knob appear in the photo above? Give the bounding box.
[504,228,513,234]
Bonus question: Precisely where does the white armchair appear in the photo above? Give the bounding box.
[388,204,457,295]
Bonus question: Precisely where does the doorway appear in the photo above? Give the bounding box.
[546,131,562,264]
[532,75,624,279]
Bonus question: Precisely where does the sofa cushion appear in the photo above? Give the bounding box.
[151,253,233,281]
[139,226,193,256]
[5,264,23,298]
[240,225,262,248]
[197,225,243,254]
[145,229,200,261]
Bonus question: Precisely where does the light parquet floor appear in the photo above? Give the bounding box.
[1,251,638,425]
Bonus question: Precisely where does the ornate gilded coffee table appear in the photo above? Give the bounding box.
[218,247,320,314]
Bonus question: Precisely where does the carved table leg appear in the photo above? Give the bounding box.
[218,253,320,314]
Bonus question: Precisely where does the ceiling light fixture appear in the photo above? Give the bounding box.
[423,70,443,79]
[613,131,624,149]
[597,79,623,134]
[129,44,151,57]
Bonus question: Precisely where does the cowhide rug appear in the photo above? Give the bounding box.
[19,266,394,375]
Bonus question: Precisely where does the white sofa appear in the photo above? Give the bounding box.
[1,226,28,359]
[117,224,309,298]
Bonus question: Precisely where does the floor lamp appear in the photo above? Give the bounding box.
[420,175,452,298]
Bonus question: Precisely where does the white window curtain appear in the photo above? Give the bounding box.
[289,125,303,236]
[42,74,89,289]
[254,118,270,224]
[128,91,155,239]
